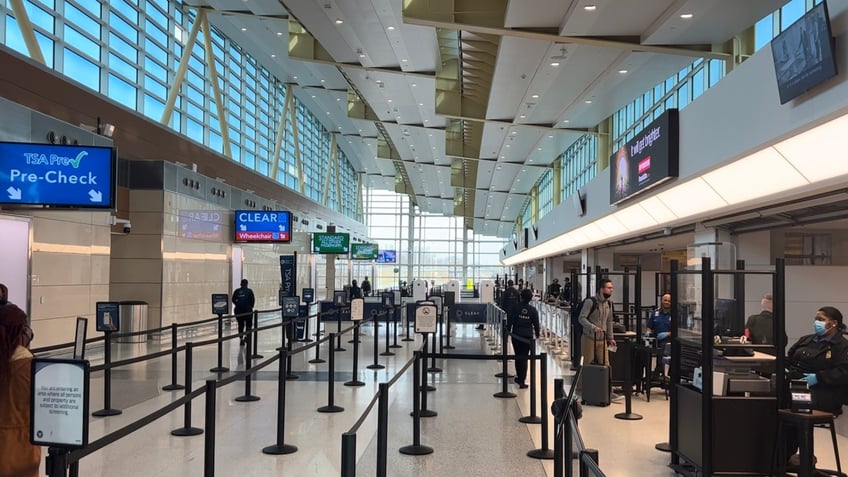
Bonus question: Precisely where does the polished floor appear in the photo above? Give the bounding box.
[36,314,847,476]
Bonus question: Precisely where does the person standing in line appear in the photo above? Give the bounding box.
[577,278,623,402]
[361,276,372,297]
[350,279,363,299]
[499,280,520,313]
[0,303,40,477]
[507,288,540,389]
[232,279,255,346]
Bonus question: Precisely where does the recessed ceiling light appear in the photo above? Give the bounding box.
[519,114,526,119]
[511,131,517,135]
[618,69,628,74]
[387,26,395,30]
[359,53,366,58]
[585,100,592,104]
[531,94,539,99]
[240,27,247,31]
[311,95,315,98]
[550,61,560,67]
[320,79,325,83]
[506,144,511,148]
[563,119,570,123]
[680,13,693,19]
[336,98,340,101]
[584,5,597,11]
[402,59,408,62]
[293,76,298,80]
[547,135,553,138]
[276,32,283,36]
[419,103,424,106]
[537,147,542,151]
[335,18,343,24]
[387,99,392,103]
[411,83,417,87]
[271,54,276,58]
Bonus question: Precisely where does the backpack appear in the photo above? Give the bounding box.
[572,296,598,320]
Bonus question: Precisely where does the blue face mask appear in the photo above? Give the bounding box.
[814,320,828,336]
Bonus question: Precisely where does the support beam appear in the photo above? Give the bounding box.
[161,10,205,126]
[9,0,45,65]
[201,15,231,158]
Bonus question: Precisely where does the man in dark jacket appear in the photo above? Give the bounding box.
[507,289,540,388]
[500,280,520,313]
[232,279,256,345]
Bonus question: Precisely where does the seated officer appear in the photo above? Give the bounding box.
[645,294,672,374]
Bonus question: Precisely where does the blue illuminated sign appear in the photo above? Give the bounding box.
[376,250,396,263]
[234,210,292,242]
[0,142,115,208]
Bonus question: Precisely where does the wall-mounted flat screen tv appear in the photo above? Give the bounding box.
[234,210,292,242]
[312,232,350,254]
[350,243,378,260]
[609,108,679,205]
[376,249,397,263]
[771,1,838,104]
[0,142,116,208]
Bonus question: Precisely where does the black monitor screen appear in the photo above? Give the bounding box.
[714,298,742,337]
[771,1,838,104]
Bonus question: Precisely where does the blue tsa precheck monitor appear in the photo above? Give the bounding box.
[0,142,116,208]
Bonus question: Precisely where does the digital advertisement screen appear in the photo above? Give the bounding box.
[376,249,397,263]
[234,210,292,242]
[312,232,350,254]
[0,142,116,208]
[350,243,378,260]
[771,1,837,104]
[179,210,224,241]
[609,108,679,205]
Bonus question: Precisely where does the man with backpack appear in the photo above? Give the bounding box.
[576,278,623,403]
[232,279,256,346]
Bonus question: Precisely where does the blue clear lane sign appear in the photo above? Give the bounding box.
[0,142,115,208]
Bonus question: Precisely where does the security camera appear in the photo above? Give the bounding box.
[109,216,132,234]
[123,223,132,234]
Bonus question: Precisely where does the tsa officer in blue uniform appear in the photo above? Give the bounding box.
[646,293,672,374]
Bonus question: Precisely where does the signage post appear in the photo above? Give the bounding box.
[301,287,315,341]
[210,294,230,373]
[92,302,121,417]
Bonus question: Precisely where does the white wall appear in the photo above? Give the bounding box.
[785,265,848,345]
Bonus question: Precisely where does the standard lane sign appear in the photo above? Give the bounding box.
[0,142,115,208]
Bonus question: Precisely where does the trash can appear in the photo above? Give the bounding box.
[116,300,148,343]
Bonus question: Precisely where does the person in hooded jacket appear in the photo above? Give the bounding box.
[507,289,540,388]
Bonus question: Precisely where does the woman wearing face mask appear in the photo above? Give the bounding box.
[0,303,40,477]
[784,306,848,466]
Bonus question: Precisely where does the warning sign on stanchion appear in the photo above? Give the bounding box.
[351,298,364,321]
[415,304,437,333]
[31,358,90,448]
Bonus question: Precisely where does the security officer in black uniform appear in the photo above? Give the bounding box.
[507,288,540,389]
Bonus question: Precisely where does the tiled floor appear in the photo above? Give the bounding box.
[35,314,847,476]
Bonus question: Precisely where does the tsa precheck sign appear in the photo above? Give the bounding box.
[0,142,114,208]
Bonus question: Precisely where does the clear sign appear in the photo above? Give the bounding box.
[350,298,364,321]
[95,301,120,332]
[234,210,292,242]
[415,304,437,333]
[211,294,229,315]
[31,359,89,447]
[0,142,115,208]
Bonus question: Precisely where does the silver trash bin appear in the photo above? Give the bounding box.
[116,300,148,343]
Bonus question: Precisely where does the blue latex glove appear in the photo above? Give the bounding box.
[657,332,669,340]
[805,373,818,387]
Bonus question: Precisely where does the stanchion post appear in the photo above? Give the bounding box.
[419,342,437,417]
[376,382,389,477]
[400,351,433,455]
[345,325,365,387]
[403,306,414,342]
[579,449,599,477]
[527,353,553,459]
[494,326,516,399]
[203,379,217,477]
[614,338,642,421]
[262,349,298,455]
[368,318,385,370]
[210,313,229,373]
[390,306,402,348]
[341,432,357,477]
[92,331,122,416]
[172,342,203,436]
[251,310,263,359]
[381,312,394,356]
[162,323,184,391]
[285,319,298,380]
[553,378,566,477]
[46,447,68,477]
[235,331,260,402]
[494,317,513,378]
[309,323,325,364]
[520,346,541,424]
[427,329,441,373]
[335,310,347,351]
[319,333,344,412]
[443,305,454,350]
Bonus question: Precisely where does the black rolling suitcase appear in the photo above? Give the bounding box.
[581,332,610,406]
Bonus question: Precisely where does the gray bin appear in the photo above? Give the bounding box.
[116,300,148,343]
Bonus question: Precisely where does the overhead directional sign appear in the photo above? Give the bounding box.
[234,210,291,242]
[0,142,115,208]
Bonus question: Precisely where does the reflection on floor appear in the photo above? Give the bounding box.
[37,317,846,476]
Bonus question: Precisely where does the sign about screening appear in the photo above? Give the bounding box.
[0,142,116,208]
[31,358,90,448]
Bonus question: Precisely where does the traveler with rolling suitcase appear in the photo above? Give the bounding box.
[576,278,623,404]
